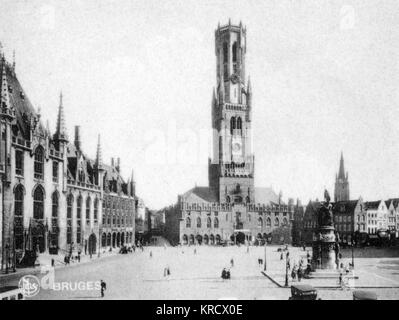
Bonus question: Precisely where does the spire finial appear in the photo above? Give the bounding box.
[1,62,13,118]
[96,134,103,169]
[55,90,68,142]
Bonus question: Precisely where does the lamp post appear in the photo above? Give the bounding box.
[263,238,267,271]
[284,250,289,287]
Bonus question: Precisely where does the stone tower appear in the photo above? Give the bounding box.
[334,152,349,202]
[208,20,255,204]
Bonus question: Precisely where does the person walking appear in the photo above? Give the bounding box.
[100,280,106,298]
[280,252,284,260]
[297,267,303,282]
[150,251,153,258]
[230,258,234,267]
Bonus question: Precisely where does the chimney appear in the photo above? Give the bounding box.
[116,157,120,173]
[74,126,81,151]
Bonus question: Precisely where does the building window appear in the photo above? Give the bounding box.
[214,217,219,228]
[197,217,201,228]
[51,192,58,229]
[77,196,82,244]
[15,150,24,176]
[283,218,288,226]
[230,117,236,135]
[67,194,73,245]
[14,185,24,250]
[223,42,228,63]
[33,186,44,220]
[258,217,263,227]
[86,196,91,226]
[207,217,211,228]
[34,147,44,180]
[94,198,98,224]
[266,217,271,227]
[274,218,279,227]
[52,161,58,183]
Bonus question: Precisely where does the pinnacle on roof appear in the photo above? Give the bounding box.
[0,62,14,119]
[55,91,68,142]
[96,134,103,170]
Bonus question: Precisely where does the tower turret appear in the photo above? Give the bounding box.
[334,152,350,202]
[54,92,68,144]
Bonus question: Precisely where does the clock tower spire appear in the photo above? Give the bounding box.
[209,20,255,204]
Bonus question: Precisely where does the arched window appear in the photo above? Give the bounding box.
[226,196,230,203]
[86,196,91,225]
[34,147,44,180]
[237,117,242,130]
[258,217,263,227]
[214,217,219,228]
[67,194,73,244]
[207,217,212,228]
[186,217,191,228]
[14,185,24,250]
[223,42,228,63]
[230,117,236,134]
[33,186,44,220]
[51,192,58,229]
[274,218,279,227]
[94,198,98,224]
[246,196,250,203]
[197,217,201,228]
[266,217,271,227]
[77,195,82,244]
[283,218,288,226]
[232,42,237,62]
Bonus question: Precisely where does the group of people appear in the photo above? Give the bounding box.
[64,251,81,265]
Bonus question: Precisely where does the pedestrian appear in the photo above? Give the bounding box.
[307,250,310,259]
[280,252,283,260]
[194,248,197,255]
[221,268,227,280]
[78,251,81,262]
[150,251,153,258]
[339,272,343,286]
[230,258,234,267]
[291,268,297,281]
[100,280,106,298]
[226,269,231,279]
[297,267,303,282]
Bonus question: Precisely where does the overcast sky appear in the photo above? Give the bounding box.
[1,0,399,209]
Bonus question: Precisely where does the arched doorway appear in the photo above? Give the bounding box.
[107,233,112,247]
[88,234,97,255]
[210,234,215,245]
[196,234,203,245]
[182,234,188,245]
[215,234,221,245]
[31,223,46,253]
[117,233,121,247]
[189,234,195,245]
[204,234,209,245]
[112,233,116,247]
[121,232,125,246]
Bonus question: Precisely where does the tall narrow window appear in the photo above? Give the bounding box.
[52,161,58,183]
[223,42,228,63]
[237,117,242,131]
[186,217,191,228]
[34,147,44,180]
[214,217,219,229]
[94,198,98,224]
[15,150,24,176]
[232,42,237,62]
[14,185,24,250]
[77,196,82,244]
[230,117,236,135]
[33,187,44,220]
[207,217,212,228]
[86,196,91,225]
[67,195,73,245]
[51,192,58,229]
[197,217,201,228]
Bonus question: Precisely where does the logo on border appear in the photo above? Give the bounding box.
[18,275,40,297]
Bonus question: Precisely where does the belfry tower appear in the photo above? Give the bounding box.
[208,20,255,204]
[334,152,350,202]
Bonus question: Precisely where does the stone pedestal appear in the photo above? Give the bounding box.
[312,226,337,270]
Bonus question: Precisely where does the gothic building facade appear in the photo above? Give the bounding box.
[0,52,136,270]
[165,21,294,246]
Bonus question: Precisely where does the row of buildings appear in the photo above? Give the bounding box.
[293,154,399,246]
[0,51,143,270]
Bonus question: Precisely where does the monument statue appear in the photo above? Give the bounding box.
[311,189,337,270]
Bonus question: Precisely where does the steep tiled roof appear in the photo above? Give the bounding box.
[254,187,281,205]
[181,187,218,203]
[365,201,381,210]
[332,200,358,214]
